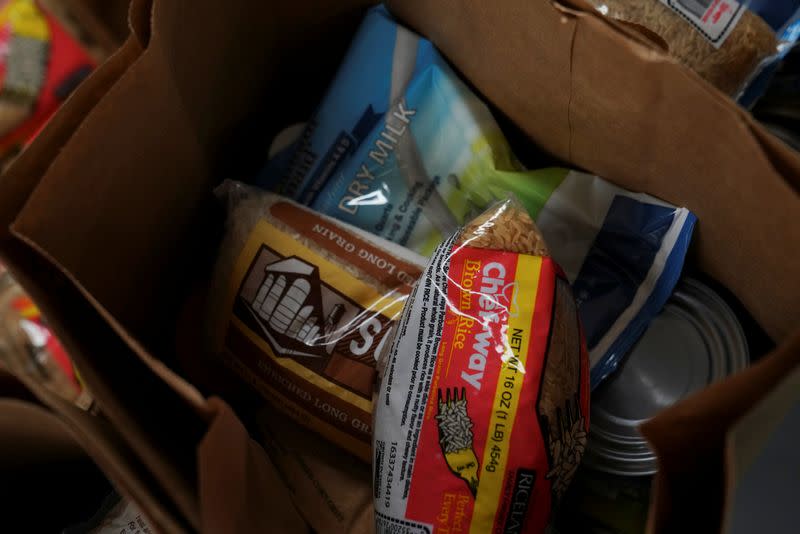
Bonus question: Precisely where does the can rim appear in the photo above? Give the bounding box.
[586,277,749,476]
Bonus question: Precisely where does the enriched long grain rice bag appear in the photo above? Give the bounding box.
[208,180,426,461]
[372,198,589,533]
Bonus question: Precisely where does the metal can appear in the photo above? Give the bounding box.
[584,277,749,476]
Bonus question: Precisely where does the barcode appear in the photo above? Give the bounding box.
[374,440,386,499]
[375,512,432,534]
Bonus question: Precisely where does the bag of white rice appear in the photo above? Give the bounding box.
[208,180,425,461]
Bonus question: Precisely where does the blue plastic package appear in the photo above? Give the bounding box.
[256,6,524,254]
[740,0,800,106]
[256,6,697,387]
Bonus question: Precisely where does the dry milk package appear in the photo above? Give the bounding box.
[256,5,520,256]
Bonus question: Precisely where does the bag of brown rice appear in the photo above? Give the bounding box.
[208,181,425,461]
[372,198,590,533]
[588,0,799,99]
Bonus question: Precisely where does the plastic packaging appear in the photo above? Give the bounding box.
[256,5,524,256]
[587,0,800,101]
[63,491,155,534]
[372,198,590,534]
[208,181,426,460]
[0,268,82,403]
[517,169,697,386]
[0,0,95,165]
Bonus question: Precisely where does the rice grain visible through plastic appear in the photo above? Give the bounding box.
[458,200,549,255]
[601,0,777,94]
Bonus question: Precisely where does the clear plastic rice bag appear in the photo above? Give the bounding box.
[208,181,426,460]
[588,0,800,101]
[372,198,590,533]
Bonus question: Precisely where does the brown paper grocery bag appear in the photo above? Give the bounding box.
[0,370,110,532]
[60,0,132,51]
[641,331,800,533]
[41,0,127,60]
[0,0,354,530]
[388,0,800,342]
[722,350,800,533]
[257,409,374,534]
[0,0,796,532]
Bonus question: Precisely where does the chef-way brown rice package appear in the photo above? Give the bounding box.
[208,181,425,461]
[373,198,590,533]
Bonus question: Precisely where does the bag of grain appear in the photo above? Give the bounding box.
[373,197,590,533]
[587,0,800,100]
[208,180,426,461]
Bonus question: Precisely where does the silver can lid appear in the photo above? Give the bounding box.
[584,277,749,476]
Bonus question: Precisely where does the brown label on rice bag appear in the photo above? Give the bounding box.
[270,201,423,289]
[224,216,411,460]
